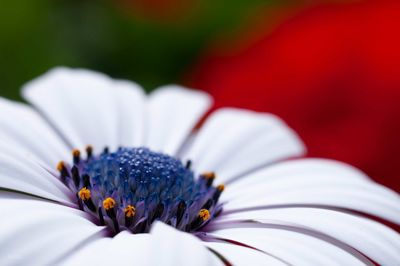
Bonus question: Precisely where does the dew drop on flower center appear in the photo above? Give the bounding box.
[57,147,224,234]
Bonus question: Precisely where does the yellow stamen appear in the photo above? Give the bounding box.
[85,145,93,153]
[78,187,91,201]
[57,161,66,172]
[198,209,210,221]
[202,172,215,180]
[72,149,81,157]
[124,205,136,218]
[103,197,116,210]
[217,184,225,192]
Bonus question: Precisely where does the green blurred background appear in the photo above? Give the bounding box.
[0,0,293,100]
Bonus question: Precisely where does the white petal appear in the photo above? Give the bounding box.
[0,141,73,204]
[145,85,212,155]
[204,241,286,266]
[149,222,222,266]
[60,238,112,266]
[0,196,106,266]
[113,80,146,147]
[222,159,400,224]
[213,208,400,265]
[22,67,121,152]
[182,108,305,183]
[61,231,152,266]
[224,159,370,197]
[0,97,70,169]
[108,232,153,265]
[63,223,223,266]
[208,228,364,266]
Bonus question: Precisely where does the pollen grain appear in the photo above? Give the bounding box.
[103,197,116,210]
[217,184,225,192]
[198,209,210,221]
[57,161,66,172]
[78,187,91,201]
[124,205,136,218]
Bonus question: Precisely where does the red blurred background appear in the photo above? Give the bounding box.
[188,0,400,191]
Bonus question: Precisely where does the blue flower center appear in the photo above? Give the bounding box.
[58,147,224,234]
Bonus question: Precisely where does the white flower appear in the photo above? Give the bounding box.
[0,67,399,266]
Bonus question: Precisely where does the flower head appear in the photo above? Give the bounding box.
[62,146,223,234]
[0,67,399,265]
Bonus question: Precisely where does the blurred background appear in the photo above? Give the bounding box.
[0,0,399,191]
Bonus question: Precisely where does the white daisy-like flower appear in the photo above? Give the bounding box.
[0,67,399,266]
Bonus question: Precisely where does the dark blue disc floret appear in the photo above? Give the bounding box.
[58,147,224,235]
